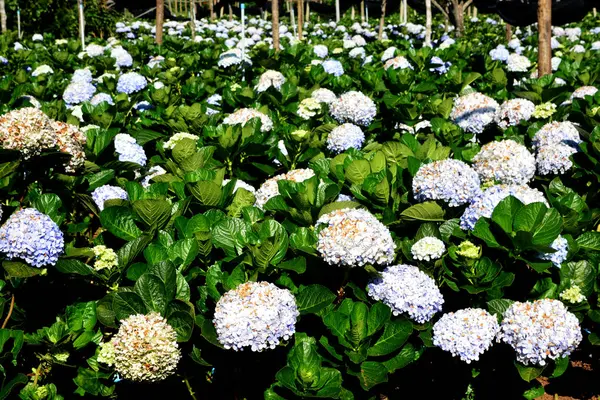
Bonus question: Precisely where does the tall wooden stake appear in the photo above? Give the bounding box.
[378,0,386,40]
[190,0,196,39]
[335,0,340,22]
[361,0,365,22]
[78,0,85,48]
[297,0,303,40]
[506,24,512,42]
[425,0,432,46]
[537,0,552,76]
[272,0,280,51]
[156,0,164,44]
[0,0,6,34]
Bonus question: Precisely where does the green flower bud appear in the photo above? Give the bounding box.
[456,241,482,260]
[291,129,310,142]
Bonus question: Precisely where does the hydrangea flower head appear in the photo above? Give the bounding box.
[498,299,582,366]
[326,123,365,153]
[311,88,337,104]
[214,282,298,351]
[317,208,396,267]
[116,72,147,94]
[297,98,323,120]
[92,245,119,271]
[472,140,536,185]
[222,108,273,132]
[433,308,499,363]
[384,56,413,70]
[495,99,535,129]
[368,264,443,323]
[163,132,199,150]
[321,59,344,76]
[0,208,64,267]
[560,285,585,303]
[536,144,577,175]
[450,93,499,134]
[411,236,446,261]
[255,70,286,93]
[92,185,129,211]
[330,91,376,126]
[507,53,531,72]
[255,169,315,209]
[532,121,581,149]
[532,102,557,119]
[114,133,147,166]
[413,159,481,207]
[537,235,568,267]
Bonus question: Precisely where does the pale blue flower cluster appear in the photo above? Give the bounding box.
[206,93,222,116]
[72,68,93,84]
[413,159,481,207]
[433,308,499,363]
[326,123,365,153]
[313,44,328,58]
[489,45,510,62]
[411,236,446,261]
[63,69,96,106]
[472,140,536,185]
[498,299,582,366]
[429,56,451,74]
[90,93,115,106]
[92,185,129,211]
[460,184,548,230]
[329,91,376,126]
[321,59,345,76]
[214,282,299,352]
[537,235,568,267]
[532,121,581,176]
[114,133,147,166]
[450,93,499,134]
[536,144,577,175]
[117,72,147,94]
[368,264,444,323]
[0,208,64,267]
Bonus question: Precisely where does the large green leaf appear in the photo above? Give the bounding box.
[168,310,194,342]
[112,292,147,321]
[513,203,562,246]
[576,231,600,251]
[367,302,391,337]
[134,274,168,314]
[99,206,142,241]
[296,285,336,314]
[560,261,595,296]
[367,319,413,357]
[492,196,523,233]
[357,361,388,390]
[132,199,172,229]
[400,202,445,222]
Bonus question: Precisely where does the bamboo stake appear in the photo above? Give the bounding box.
[78,0,85,48]
[297,0,303,40]
[537,0,552,76]
[361,0,365,22]
[272,0,280,51]
[156,0,165,44]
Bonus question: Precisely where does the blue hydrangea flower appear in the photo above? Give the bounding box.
[114,133,147,166]
[72,68,93,84]
[321,59,344,77]
[460,184,548,230]
[326,123,365,153]
[489,45,510,62]
[133,101,152,112]
[450,93,499,134]
[0,208,64,267]
[430,56,451,74]
[532,121,582,150]
[368,264,444,324]
[92,185,129,211]
[90,93,115,106]
[63,81,96,106]
[117,72,147,94]
[536,144,577,175]
[413,159,481,207]
[537,235,568,267]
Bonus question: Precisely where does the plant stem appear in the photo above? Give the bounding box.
[183,376,198,400]
[1,294,15,329]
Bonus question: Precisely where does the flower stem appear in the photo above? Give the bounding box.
[1,294,15,329]
[183,376,198,400]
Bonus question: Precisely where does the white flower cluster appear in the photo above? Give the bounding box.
[570,86,598,100]
[537,235,568,267]
[411,236,446,261]
[450,93,499,134]
[255,70,286,93]
[532,121,581,176]
[0,108,86,172]
[472,140,535,185]
[223,108,273,132]
[326,123,365,153]
[433,308,499,363]
[254,169,315,209]
[297,98,323,120]
[100,313,181,382]
[413,159,481,207]
[498,299,582,366]
[213,282,298,351]
[330,91,377,127]
[368,264,444,323]
[163,132,200,150]
[222,178,256,194]
[495,99,535,130]
[311,88,337,105]
[560,285,585,303]
[317,208,396,267]
[383,56,413,70]
[507,53,531,72]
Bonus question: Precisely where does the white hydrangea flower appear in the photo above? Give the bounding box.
[472,140,536,185]
[223,108,273,132]
[254,169,315,209]
[255,70,286,93]
[163,132,200,150]
[411,236,446,261]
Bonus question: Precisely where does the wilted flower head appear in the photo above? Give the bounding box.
[214,282,298,351]
[0,208,64,267]
[91,185,129,211]
[472,140,535,185]
[368,264,443,323]
[460,184,548,230]
[104,313,181,382]
[222,108,273,132]
[498,299,582,366]
[450,93,499,134]
[433,308,499,363]
[255,70,286,93]
[411,236,446,261]
[330,91,376,127]
[495,99,535,129]
[317,208,396,267]
[413,159,481,207]
[255,169,315,209]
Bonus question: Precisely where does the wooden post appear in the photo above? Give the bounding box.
[403,0,408,23]
[290,2,297,37]
[451,0,464,37]
[593,8,596,17]
[425,0,432,46]
[156,0,164,44]
[190,0,196,39]
[272,0,280,51]
[378,0,386,40]
[229,3,233,21]
[306,0,310,23]
[537,0,552,77]
[78,0,85,48]
[506,24,512,42]
[351,5,355,20]
[0,0,6,34]
[335,0,340,22]
[473,6,477,18]
[297,0,303,40]
[361,0,365,22]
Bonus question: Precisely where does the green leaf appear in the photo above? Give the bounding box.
[0,373,28,400]
[515,362,545,382]
[277,256,306,274]
[367,302,391,336]
[367,319,413,357]
[211,218,249,257]
[348,302,369,346]
[358,361,388,390]
[296,285,336,314]
[190,345,212,366]
[112,292,147,321]
[250,220,289,269]
[66,302,97,333]
[551,357,569,378]
[132,199,172,229]
[400,202,445,222]
[492,196,523,233]
[2,261,41,278]
[576,231,600,251]
[383,343,419,373]
[86,170,115,191]
[0,329,24,367]
[134,274,168,314]
[560,261,595,296]
[472,219,501,248]
[32,193,64,224]
[513,203,562,246]
[523,384,545,400]
[99,206,142,241]
[189,181,222,206]
[118,234,152,269]
[345,159,371,185]
[486,299,515,320]
[168,310,194,342]
[176,273,191,301]
[55,259,94,276]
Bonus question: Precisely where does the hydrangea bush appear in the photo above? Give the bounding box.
[0,9,598,400]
